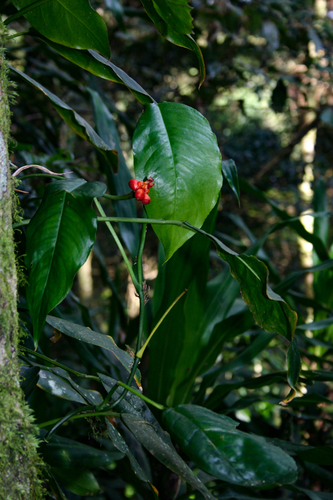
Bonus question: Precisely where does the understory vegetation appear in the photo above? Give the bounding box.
[1,1,333,499]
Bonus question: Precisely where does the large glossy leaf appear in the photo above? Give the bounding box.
[185,223,297,341]
[46,316,140,384]
[11,0,110,58]
[140,0,205,85]
[99,375,214,500]
[25,179,106,346]
[134,102,222,261]
[152,0,193,35]
[163,405,298,487]
[11,67,119,172]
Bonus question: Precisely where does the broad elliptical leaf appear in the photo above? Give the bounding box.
[133,102,222,261]
[25,179,106,346]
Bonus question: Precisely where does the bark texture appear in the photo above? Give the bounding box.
[0,22,44,500]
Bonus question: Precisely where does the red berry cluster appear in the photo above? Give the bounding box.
[128,177,154,205]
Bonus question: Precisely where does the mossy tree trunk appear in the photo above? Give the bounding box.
[0,22,44,500]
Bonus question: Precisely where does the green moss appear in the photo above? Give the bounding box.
[0,21,45,500]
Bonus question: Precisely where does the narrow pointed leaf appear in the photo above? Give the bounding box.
[40,434,124,469]
[99,375,214,500]
[25,179,106,345]
[222,159,240,204]
[46,316,141,384]
[11,67,119,172]
[140,0,205,85]
[282,336,302,404]
[105,420,149,482]
[163,405,298,487]
[134,102,222,261]
[185,223,297,341]
[152,0,193,35]
[11,0,110,58]
[121,414,215,500]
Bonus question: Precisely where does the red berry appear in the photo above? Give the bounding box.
[142,193,151,205]
[129,179,139,191]
[134,188,145,200]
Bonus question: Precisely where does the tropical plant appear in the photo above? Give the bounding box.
[1,1,333,499]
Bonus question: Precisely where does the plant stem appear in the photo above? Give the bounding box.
[136,288,188,359]
[44,405,95,442]
[39,411,121,429]
[102,192,134,201]
[21,347,100,382]
[4,0,52,26]
[94,198,140,290]
[117,380,165,410]
[97,216,196,232]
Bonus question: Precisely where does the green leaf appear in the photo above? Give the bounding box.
[148,207,218,407]
[99,375,214,500]
[20,366,40,398]
[37,36,153,105]
[140,0,205,85]
[11,0,110,58]
[37,370,88,404]
[105,420,149,482]
[10,66,119,172]
[296,316,333,331]
[40,434,124,469]
[51,467,100,496]
[121,414,215,500]
[185,223,297,341]
[222,159,240,204]
[282,336,302,404]
[25,179,106,346]
[163,405,298,487]
[134,102,222,261]
[45,316,141,385]
[152,0,193,35]
[89,89,140,255]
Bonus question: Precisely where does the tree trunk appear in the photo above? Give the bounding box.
[0,22,44,500]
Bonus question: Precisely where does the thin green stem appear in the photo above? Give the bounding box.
[136,288,188,359]
[106,223,147,408]
[117,381,165,410]
[4,0,51,25]
[39,411,121,429]
[6,31,30,40]
[94,198,140,290]
[97,216,195,232]
[21,346,100,382]
[96,383,120,411]
[12,219,30,229]
[102,192,134,201]
[44,405,95,442]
